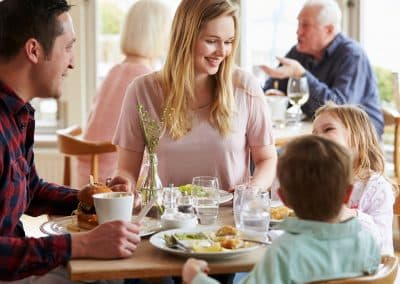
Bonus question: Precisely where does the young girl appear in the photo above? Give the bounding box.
[313,102,397,255]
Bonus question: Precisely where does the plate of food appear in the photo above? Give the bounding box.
[149,225,262,260]
[40,215,161,237]
[178,184,233,204]
[41,181,161,236]
[270,204,294,223]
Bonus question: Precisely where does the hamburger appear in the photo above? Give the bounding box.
[75,182,112,229]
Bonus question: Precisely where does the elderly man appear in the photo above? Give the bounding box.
[261,0,384,137]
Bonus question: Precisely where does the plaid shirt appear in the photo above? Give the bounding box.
[0,81,79,281]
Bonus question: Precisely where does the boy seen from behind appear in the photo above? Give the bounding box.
[183,135,380,284]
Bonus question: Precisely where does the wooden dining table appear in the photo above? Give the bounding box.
[273,121,312,147]
[67,205,268,281]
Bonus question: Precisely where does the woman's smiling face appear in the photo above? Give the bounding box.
[194,15,235,77]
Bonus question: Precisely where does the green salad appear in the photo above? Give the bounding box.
[178,184,208,197]
[164,232,209,248]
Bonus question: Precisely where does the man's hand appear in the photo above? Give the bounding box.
[106,175,131,192]
[259,57,306,79]
[182,258,210,284]
[71,220,141,259]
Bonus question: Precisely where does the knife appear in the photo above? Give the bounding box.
[135,198,156,223]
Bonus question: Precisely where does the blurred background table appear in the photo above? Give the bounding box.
[273,121,312,147]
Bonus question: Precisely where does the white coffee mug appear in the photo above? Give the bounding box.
[93,192,134,224]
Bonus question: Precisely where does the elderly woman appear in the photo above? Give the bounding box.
[76,0,172,186]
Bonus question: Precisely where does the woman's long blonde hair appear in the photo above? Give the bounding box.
[160,0,239,139]
[315,103,398,194]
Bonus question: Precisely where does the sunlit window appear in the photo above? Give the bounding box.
[241,0,306,74]
[361,0,400,105]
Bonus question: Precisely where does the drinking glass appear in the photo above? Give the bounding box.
[287,76,309,126]
[233,184,263,229]
[191,176,220,225]
[240,188,271,241]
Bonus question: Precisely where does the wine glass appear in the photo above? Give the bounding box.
[191,176,220,225]
[287,76,309,126]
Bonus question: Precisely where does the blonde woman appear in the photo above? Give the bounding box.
[313,102,397,254]
[113,0,277,192]
[76,0,172,186]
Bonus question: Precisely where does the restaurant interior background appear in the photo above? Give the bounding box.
[32,0,400,186]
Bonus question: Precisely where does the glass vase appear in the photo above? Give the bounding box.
[140,153,163,219]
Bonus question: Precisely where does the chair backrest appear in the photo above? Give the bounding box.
[311,255,398,284]
[56,125,117,186]
[382,106,400,215]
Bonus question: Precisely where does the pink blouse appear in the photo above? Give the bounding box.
[76,62,152,187]
[113,68,274,190]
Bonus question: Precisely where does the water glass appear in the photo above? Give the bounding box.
[233,184,256,229]
[233,184,264,229]
[240,188,271,241]
[177,193,194,214]
[192,176,220,225]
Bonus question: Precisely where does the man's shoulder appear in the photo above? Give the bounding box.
[334,34,365,57]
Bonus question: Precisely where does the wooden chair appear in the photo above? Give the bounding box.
[382,106,400,215]
[312,255,398,284]
[56,125,117,186]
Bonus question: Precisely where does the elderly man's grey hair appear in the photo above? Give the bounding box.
[303,0,342,33]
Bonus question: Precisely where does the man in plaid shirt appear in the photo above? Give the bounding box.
[0,0,141,282]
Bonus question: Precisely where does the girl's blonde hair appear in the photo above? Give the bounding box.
[120,0,172,59]
[160,0,239,139]
[315,102,398,194]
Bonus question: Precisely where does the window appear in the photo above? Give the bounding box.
[31,98,59,134]
[360,0,400,105]
[240,0,306,73]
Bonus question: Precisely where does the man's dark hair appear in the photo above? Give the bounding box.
[0,0,71,60]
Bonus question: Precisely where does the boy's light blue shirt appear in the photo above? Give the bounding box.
[192,218,380,284]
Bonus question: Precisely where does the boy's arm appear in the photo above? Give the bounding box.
[182,258,219,284]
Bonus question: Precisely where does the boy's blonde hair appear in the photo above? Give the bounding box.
[160,0,239,139]
[120,0,172,60]
[278,135,353,221]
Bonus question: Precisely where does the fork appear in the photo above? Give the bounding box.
[170,235,193,253]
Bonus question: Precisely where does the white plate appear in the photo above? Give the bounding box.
[219,190,233,204]
[40,215,161,237]
[149,227,260,260]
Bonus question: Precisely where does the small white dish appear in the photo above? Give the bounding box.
[161,212,198,230]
